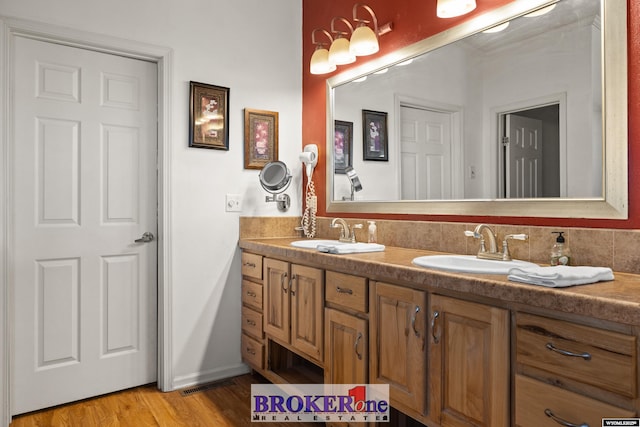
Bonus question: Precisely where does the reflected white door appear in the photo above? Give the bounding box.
[12,37,158,414]
[400,106,452,199]
[505,114,543,198]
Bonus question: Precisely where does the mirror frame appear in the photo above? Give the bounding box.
[325,0,627,219]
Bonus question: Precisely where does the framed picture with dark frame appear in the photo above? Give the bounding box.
[244,108,279,169]
[189,81,230,150]
[334,120,353,174]
[362,109,388,161]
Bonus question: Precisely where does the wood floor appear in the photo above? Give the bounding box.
[9,373,320,427]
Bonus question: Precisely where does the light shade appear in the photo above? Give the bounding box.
[437,0,476,18]
[350,25,379,56]
[329,37,356,65]
[310,47,336,75]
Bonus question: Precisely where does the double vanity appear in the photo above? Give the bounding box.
[239,232,640,427]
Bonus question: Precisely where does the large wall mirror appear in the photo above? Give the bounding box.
[326,0,627,219]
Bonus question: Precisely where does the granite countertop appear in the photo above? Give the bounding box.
[239,237,640,326]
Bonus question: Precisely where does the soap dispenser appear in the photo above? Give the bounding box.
[550,231,571,266]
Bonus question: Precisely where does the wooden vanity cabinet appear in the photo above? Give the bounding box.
[263,258,324,363]
[370,281,428,420]
[515,312,638,426]
[429,294,509,427]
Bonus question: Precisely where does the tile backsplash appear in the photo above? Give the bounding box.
[239,217,640,274]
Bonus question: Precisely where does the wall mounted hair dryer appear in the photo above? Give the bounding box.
[299,144,318,178]
[300,144,318,238]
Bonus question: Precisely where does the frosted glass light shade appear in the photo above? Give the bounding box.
[329,37,356,65]
[437,0,476,18]
[310,48,336,75]
[349,25,379,56]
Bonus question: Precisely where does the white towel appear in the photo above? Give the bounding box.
[317,243,385,254]
[507,265,614,288]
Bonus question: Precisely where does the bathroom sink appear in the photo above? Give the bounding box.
[290,239,345,249]
[412,254,538,274]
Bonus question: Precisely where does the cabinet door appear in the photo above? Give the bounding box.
[429,294,509,427]
[263,258,290,343]
[325,308,367,385]
[290,264,324,362]
[370,282,427,417]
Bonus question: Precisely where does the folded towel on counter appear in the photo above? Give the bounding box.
[507,265,614,288]
[317,243,385,254]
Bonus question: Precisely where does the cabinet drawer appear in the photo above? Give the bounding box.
[242,280,263,311]
[241,252,263,280]
[242,306,263,339]
[515,375,635,427]
[325,271,367,313]
[516,312,637,397]
[241,333,264,369]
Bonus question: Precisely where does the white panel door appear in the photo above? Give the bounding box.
[12,36,158,414]
[400,106,453,200]
[506,114,543,198]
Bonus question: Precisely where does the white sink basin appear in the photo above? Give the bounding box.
[412,254,538,274]
[290,239,345,249]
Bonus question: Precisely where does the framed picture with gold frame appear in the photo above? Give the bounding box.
[189,81,230,150]
[244,108,279,169]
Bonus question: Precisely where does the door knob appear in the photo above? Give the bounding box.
[134,232,155,243]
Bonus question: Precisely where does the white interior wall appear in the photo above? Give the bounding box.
[0,0,302,392]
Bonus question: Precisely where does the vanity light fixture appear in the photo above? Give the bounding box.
[436,0,476,18]
[329,17,356,65]
[309,3,392,75]
[310,29,337,75]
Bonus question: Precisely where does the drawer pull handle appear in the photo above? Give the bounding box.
[544,408,589,427]
[546,343,592,361]
[246,347,256,356]
[354,332,363,360]
[336,286,353,295]
[246,291,257,297]
[411,306,421,337]
[281,272,289,293]
[243,262,256,268]
[246,319,256,326]
[431,311,440,343]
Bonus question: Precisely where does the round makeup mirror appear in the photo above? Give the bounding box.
[259,161,292,211]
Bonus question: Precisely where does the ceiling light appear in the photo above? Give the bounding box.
[437,0,477,18]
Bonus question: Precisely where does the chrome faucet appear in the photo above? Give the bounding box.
[465,224,528,261]
[330,218,363,243]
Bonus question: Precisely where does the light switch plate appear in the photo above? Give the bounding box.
[225,194,242,212]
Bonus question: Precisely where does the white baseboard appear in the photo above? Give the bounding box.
[171,363,251,391]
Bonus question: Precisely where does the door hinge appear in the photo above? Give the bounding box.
[502,136,510,146]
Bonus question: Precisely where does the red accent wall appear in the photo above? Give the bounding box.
[302,0,639,229]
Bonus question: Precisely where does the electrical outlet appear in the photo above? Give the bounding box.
[225,194,242,212]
